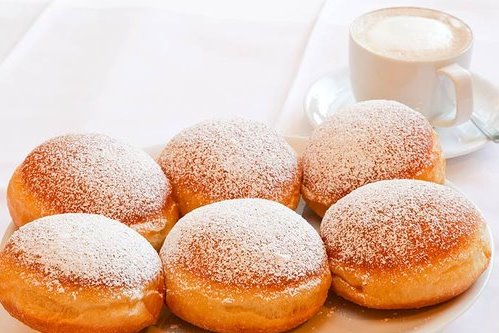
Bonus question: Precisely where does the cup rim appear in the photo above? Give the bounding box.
[349,6,474,63]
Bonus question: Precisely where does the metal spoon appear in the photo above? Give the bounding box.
[471,114,499,143]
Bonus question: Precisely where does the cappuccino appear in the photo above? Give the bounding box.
[351,7,472,61]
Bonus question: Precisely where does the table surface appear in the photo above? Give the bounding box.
[0,1,497,332]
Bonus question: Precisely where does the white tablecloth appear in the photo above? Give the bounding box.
[0,1,497,332]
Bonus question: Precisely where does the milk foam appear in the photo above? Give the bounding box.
[352,8,472,61]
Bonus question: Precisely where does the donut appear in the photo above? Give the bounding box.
[7,133,179,249]
[0,213,165,333]
[302,100,445,217]
[160,198,331,333]
[320,179,491,309]
[157,118,301,216]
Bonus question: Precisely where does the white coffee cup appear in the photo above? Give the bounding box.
[349,7,473,127]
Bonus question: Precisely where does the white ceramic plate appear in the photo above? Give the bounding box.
[0,142,493,333]
[304,67,499,159]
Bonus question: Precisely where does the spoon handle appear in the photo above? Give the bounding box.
[471,115,499,143]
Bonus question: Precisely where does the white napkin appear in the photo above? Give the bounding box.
[277,1,499,331]
[0,0,323,187]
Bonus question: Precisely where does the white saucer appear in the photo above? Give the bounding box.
[304,67,499,159]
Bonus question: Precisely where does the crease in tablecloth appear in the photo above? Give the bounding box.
[0,0,324,188]
[0,0,52,62]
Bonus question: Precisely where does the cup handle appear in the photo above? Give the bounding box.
[432,63,473,127]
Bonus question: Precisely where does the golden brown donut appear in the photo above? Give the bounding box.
[0,213,165,333]
[7,133,179,249]
[160,198,331,333]
[302,100,445,217]
[157,118,302,216]
[320,179,491,309]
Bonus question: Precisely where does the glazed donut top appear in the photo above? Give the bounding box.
[2,214,162,294]
[303,100,436,204]
[158,118,299,201]
[321,179,485,270]
[19,134,170,224]
[161,199,327,288]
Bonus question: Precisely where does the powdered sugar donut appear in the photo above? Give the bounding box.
[321,179,491,309]
[7,133,179,249]
[160,198,331,333]
[0,213,164,333]
[157,118,301,215]
[302,100,444,217]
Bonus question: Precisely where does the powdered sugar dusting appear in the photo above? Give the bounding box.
[320,180,484,269]
[161,199,327,287]
[3,214,162,292]
[20,134,170,224]
[158,118,300,202]
[303,100,436,205]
